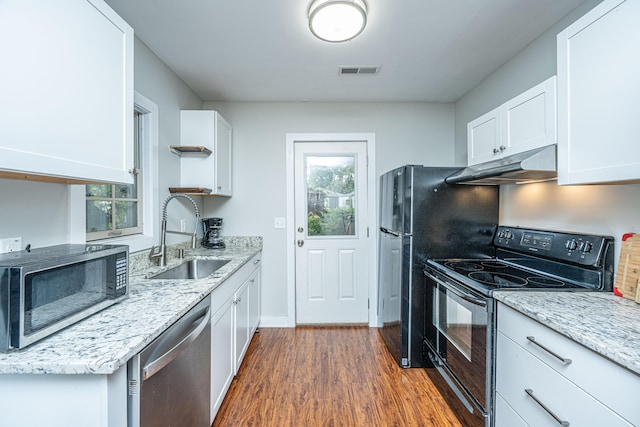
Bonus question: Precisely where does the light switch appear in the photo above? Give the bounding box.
[274,217,286,229]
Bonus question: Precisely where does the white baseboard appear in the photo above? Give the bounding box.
[257,316,292,328]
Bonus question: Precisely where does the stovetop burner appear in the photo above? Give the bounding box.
[468,271,529,287]
[443,259,569,288]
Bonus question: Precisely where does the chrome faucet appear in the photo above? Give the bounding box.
[151,193,200,267]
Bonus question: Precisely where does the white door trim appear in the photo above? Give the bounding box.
[285,133,377,327]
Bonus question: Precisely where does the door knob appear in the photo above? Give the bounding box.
[297,227,304,233]
[297,239,304,247]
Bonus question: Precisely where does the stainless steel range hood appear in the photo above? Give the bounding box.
[446,145,557,185]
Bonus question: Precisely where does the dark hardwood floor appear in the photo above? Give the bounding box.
[212,326,463,426]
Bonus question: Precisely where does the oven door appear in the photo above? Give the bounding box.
[424,268,492,425]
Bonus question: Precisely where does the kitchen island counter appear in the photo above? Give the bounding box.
[0,237,262,375]
[495,291,640,375]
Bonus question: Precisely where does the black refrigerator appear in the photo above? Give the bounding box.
[377,165,498,368]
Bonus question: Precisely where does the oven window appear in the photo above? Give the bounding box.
[445,295,473,360]
[437,292,474,361]
[23,259,109,335]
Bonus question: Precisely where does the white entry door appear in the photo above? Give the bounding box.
[294,141,369,324]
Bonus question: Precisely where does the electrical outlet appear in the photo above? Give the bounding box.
[274,217,286,229]
[0,237,22,254]
[180,219,187,233]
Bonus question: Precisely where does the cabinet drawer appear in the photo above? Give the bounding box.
[496,332,632,427]
[494,393,527,427]
[497,303,640,425]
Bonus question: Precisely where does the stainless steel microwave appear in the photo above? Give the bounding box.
[0,244,128,351]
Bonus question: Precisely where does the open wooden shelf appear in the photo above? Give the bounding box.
[169,187,213,195]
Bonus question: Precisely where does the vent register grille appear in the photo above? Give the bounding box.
[339,66,380,75]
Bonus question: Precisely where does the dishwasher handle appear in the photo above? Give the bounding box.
[142,305,210,381]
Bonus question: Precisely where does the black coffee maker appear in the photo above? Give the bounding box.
[201,217,225,249]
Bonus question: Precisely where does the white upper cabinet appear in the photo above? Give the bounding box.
[0,0,134,184]
[179,111,233,196]
[467,76,557,166]
[467,107,502,165]
[557,0,640,185]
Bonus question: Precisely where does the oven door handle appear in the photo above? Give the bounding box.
[425,270,487,307]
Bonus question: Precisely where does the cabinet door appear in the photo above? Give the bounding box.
[502,76,556,156]
[248,265,261,335]
[557,0,640,185]
[234,282,250,373]
[0,0,134,184]
[210,298,234,423]
[180,110,233,196]
[215,115,233,196]
[467,108,501,165]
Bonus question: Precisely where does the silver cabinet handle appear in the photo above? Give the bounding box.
[493,147,500,154]
[499,145,506,151]
[526,336,572,365]
[142,306,210,381]
[525,389,570,426]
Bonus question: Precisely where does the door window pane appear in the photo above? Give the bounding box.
[306,155,356,237]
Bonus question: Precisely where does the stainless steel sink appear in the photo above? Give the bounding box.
[149,258,230,280]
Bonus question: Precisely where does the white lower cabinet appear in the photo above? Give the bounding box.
[210,296,235,422]
[248,266,262,335]
[209,252,262,424]
[234,280,251,373]
[494,393,527,427]
[0,364,127,427]
[495,303,639,426]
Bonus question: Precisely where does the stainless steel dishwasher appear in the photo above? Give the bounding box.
[128,295,211,427]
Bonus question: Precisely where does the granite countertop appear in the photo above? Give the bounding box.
[494,291,640,375]
[0,237,262,375]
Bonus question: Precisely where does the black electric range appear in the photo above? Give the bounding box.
[422,226,615,427]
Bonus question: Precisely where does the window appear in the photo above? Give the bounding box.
[85,111,144,240]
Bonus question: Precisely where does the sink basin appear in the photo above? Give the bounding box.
[150,258,230,280]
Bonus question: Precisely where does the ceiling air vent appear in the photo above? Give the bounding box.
[339,66,380,75]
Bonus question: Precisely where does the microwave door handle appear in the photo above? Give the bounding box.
[425,271,487,308]
[142,306,210,381]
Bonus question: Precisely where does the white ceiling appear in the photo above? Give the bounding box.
[105,0,586,103]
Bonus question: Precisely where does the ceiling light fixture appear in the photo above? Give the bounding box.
[308,0,368,43]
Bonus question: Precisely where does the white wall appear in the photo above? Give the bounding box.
[201,101,455,323]
[455,0,640,269]
[0,180,70,249]
[501,182,640,264]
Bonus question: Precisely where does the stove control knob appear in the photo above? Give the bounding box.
[506,231,514,239]
[581,242,593,253]
[566,239,578,251]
